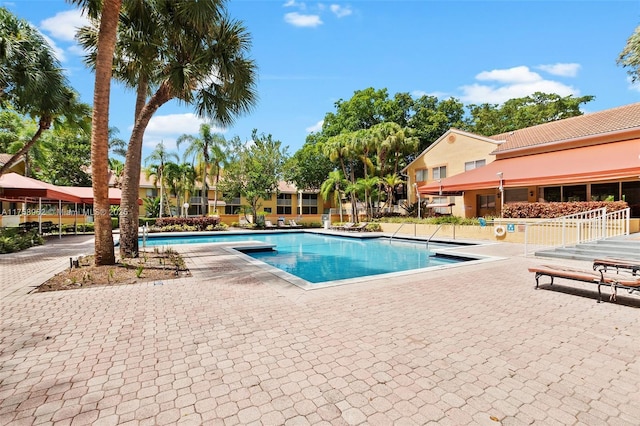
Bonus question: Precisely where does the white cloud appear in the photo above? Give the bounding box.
[306,120,324,133]
[284,12,322,27]
[460,81,577,104]
[537,63,581,77]
[330,4,352,18]
[67,44,88,57]
[476,66,542,84]
[460,65,579,104]
[283,0,304,8]
[40,9,88,42]
[42,34,65,62]
[139,113,225,150]
[627,76,640,93]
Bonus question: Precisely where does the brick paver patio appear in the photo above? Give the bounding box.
[1,234,639,425]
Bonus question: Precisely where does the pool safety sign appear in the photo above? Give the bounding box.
[506,223,515,233]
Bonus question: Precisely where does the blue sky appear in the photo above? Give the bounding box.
[6,0,640,160]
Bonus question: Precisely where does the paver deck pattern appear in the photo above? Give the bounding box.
[1,234,639,425]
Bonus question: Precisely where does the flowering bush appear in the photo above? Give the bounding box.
[503,201,629,218]
[154,216,220,231]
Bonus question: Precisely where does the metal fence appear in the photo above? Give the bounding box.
[524,207,631,256]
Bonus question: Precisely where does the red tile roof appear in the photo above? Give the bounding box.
[490,102,640,152]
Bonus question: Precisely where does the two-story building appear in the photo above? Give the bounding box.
[402,129,503,217]
[418,103,640,220]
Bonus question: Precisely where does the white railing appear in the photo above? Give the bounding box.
[524,207,630,256]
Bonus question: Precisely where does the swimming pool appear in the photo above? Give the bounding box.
[140,232,477,286]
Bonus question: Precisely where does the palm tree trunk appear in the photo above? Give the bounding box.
[0,117,49,176]
[159,166,164,218]
[119,83,172,258]
[213,169,220,214]
[91,0,121,266]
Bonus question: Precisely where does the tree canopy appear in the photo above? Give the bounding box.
[618,25,640,84]
[465,92,595,136]
[219,130,288,220]
[0,6,90,177]
[77,0,258,257]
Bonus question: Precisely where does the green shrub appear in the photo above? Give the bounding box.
[139,218,157,227]
[111,218,119,229]
[298,221,322,228]
[0,229,44,253]
[206,223,228,231]
[365,223,382,232]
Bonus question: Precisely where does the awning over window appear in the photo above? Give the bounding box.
[418,140,640,195]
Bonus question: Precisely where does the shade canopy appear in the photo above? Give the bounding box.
[0,172,129,204]
[418,140,640,195]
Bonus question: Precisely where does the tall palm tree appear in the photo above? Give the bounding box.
[144,141,178,218]
[207,136,229,215]
[356,176,380,220]
[164,161,196,217]
[78,0,257,257]
[320,170,346,222]
[69,0,123,265]
[177,124,227,216]
[323,133,359,222]
[0,7,88,177]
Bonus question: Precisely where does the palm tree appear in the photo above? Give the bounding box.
[323,133,359,222]
[0,7,89,177]
[208,137,229,215]
[164,162,196,217]
[69,0,123,265]
[381,173,404,212]
[177,124,227,216]
[108,158,125,188]
[320,170,347,222]
[356,176,381,220]
[144,142,178,218]
[78,0,257,257]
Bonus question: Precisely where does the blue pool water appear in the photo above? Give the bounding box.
[140,232,470,284]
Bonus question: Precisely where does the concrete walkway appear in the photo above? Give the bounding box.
[1,234,639,425]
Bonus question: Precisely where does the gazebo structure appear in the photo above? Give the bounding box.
[0,172,128,236]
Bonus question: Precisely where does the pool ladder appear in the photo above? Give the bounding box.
[388,223,443,252]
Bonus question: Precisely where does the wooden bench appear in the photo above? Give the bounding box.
[529,264,640,303]
[593,258,640,276]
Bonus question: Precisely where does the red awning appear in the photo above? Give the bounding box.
[418,139,640,194]
[0,172,130,204]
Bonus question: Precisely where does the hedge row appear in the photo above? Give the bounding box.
[154,216,220,231]
[503,201,629,219]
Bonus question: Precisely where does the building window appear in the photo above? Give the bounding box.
[591,182,618,201]
[464,159,486,171]
[223,193,241,214]
[263,207,272,213]
[146,188,158,198]
[277,193,292,215]
[504,188,528,203]
[543,186,561,202]
[478,195,496,209]
[432,166,446,180]
[563,185,587,202]
[415,169,428,182]
[301,193,318,214]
